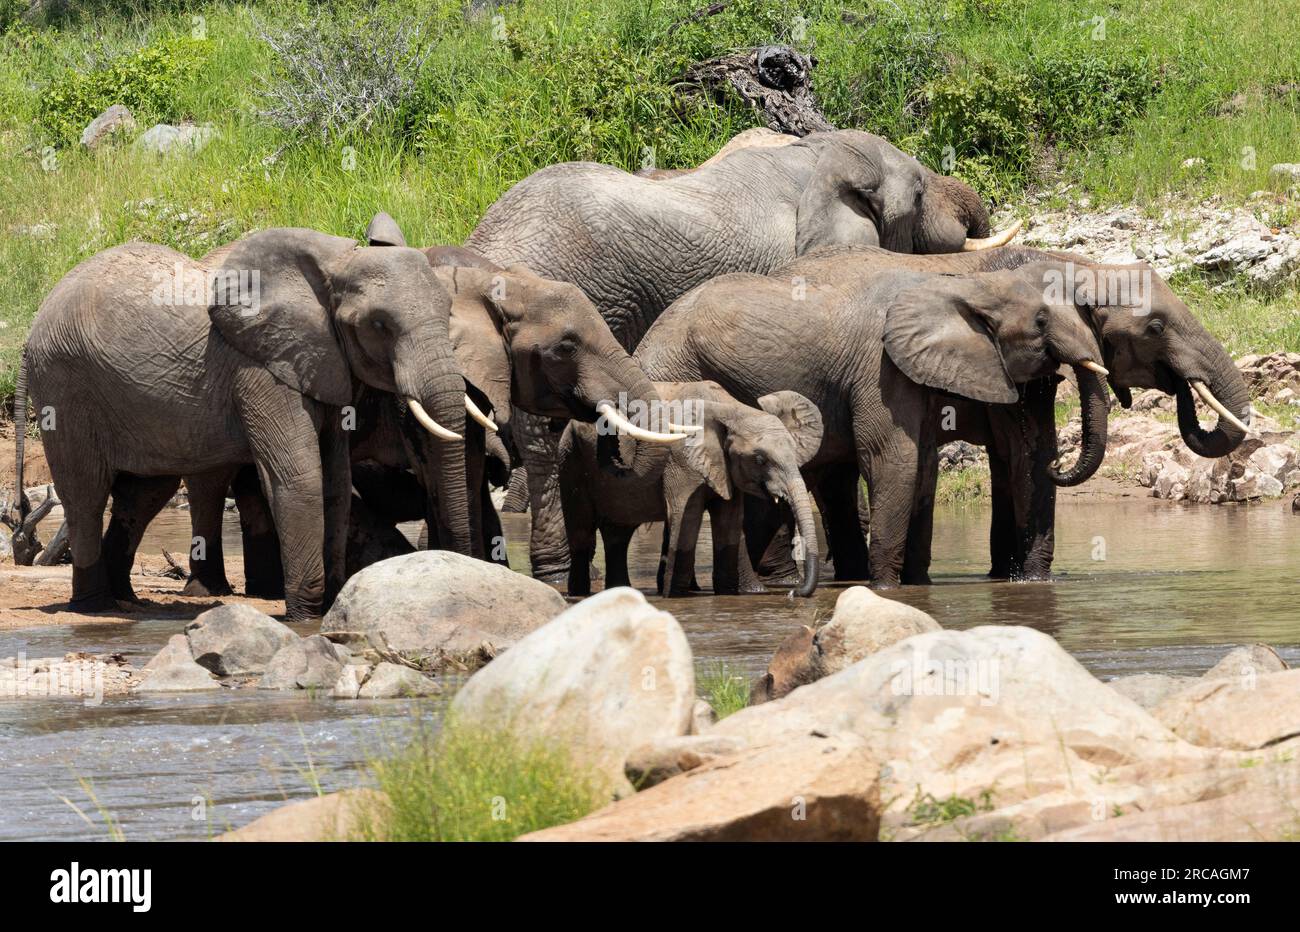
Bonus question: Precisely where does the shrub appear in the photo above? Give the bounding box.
[36,36,207,144]
[1027,50,1162,147]
[355,719,606,842]
[920,63,1037,195]
[0,0,27,35]
[255,10,434,144]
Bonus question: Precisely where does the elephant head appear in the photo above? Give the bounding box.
[209,227,473,550]
[881,262,1111,486]
[793,130,1019,257]
[430,262,685,480]
[678,388,825,597]
[1079,263,1251,458]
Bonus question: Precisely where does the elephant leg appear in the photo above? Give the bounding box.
[663,492,706,597]
[236,372,327,622]
[181,466,236,597]
[986,445,1016,579]
[856,418,919,590]
[516,410,570,582]
[560,468,596,597]
[600,524,635,591]
[708,496,764,595]
[1018,377,1059,579]
[743,494,794,582]
[231,464,284,599]
[901,425,939,586]
[818,463,869,581]
[103,473,182,602]
[61,465,114,612]
[502,468,529,513]
[320,407,351,610]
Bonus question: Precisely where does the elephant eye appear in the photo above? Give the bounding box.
[372,319,387,332]
[552,337,578,358]
[1035,311,1048,332]
[1148,317,1165,335]
[754,452,767,468]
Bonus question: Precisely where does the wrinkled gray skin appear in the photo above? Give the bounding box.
[780,245,1252,580]
[23,229,468,620]
[560,382,824,598]
[635,262,1107,587]
[467,129,995,579]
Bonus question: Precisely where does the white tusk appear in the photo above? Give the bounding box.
[668,422,704,434]
[1190,381,1251,434]
[1079,360,1110,377]
[407,399,462,441]
[961,218,1023,252]
[596,402,686,444]
[464,394,498,432]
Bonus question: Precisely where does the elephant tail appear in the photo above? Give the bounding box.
[13,347,28,522]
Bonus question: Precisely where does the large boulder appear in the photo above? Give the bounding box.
[1107,672,1193,710]
[1152,668,1300,750]
[450,587,695,793]
[322,551,566,671]
[135,634,219,693]
[709,626,1211,841]
[521,732,879,842]
[1202,643,1287,681]
[623,734,747,789]
[217,790,384,842]
[259,636,344,691]
[185,605,298,677]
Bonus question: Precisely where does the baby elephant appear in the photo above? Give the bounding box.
[559,381,823,598]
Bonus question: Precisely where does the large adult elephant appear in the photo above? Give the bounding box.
[465,128,1019,579]
[634,261,1109,587]
[774,244,1251,580]
[22,228,470,619]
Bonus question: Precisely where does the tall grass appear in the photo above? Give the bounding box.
[696,659,749,719]
[353,718,607,842]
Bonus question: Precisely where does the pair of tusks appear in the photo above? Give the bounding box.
[1191,380,1252,433]
[962,219,1024,252]
[406,395,499,442]
[595,402,697,443]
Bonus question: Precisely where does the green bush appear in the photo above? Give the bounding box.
[37,36,208,144]
[920,63,1037,195]
[1028,50,1162,147]
[0,0,27,35]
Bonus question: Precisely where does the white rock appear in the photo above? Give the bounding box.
[81,104,136,149]
[136,635,219,692]
[259,636,344,691]
[186,604,298,676]
[450,587,696,793]
[356,662,439,699]
[136,122,216,155]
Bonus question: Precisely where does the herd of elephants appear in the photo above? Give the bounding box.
[13,128,1251,621]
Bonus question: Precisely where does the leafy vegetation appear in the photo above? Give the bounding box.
[1,0,1298,407]
[696,659,749,719]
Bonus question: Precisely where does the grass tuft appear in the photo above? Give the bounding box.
[696,659,749,720]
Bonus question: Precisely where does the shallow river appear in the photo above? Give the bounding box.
[1,498,1297,840]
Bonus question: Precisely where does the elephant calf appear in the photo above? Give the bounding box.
[558,381,823,598]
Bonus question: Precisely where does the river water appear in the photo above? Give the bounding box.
[1,498,1297,840]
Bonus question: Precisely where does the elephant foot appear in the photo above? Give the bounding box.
[759,569,801,588]
[531,567,570,586]
[741,581,769,595]
[67,591,122,613]
[245,581,287,600]
[868,578,900,591]
[182,576,234,598]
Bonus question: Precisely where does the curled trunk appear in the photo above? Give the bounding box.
[1048,366,1109,486]
[1172,349,1251,458]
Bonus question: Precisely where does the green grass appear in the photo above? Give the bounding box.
[936,464,991,506]
[352,718,607,842]
[696,659,749,720]
[2,0,1299,407]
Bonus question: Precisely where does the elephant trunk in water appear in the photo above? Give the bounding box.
[395,336,472,554]
[1048,364,1109,486]
[787,471,820,598]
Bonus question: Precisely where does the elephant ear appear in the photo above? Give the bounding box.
[365,212,407,247]
[209,227,357,407]
[678,403,731,500]
[882,277,1019,405]
[758,391,824,465]
[795,132,887,256]
[435,266,513,426]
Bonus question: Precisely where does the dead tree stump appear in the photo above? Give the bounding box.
[681,45,835,137]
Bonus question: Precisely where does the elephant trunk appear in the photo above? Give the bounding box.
[1170,342,1251,459]
[788,471,819,598]
[1048,365,1109,486]
[396,339,473,555]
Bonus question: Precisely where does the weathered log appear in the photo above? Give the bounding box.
[681,45,834,137]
